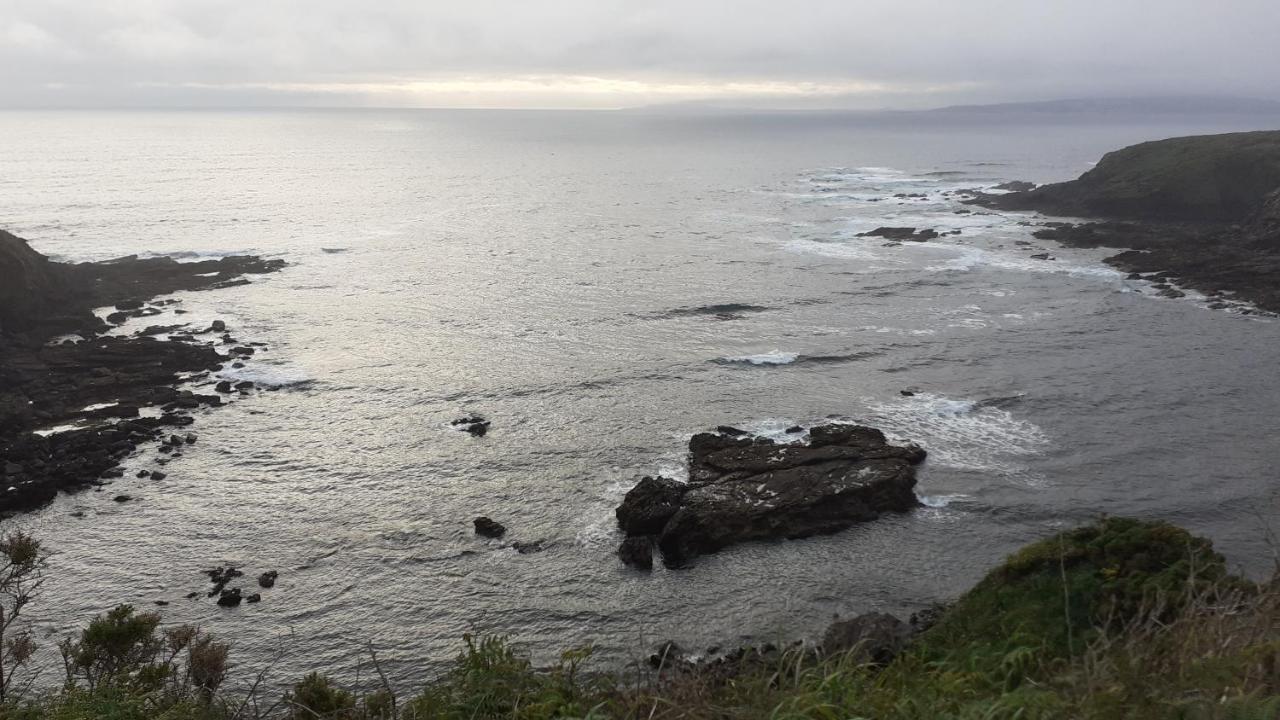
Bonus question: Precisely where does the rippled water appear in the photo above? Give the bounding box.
[2,109,1279,690]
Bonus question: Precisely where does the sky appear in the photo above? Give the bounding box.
[2,0,1279,110]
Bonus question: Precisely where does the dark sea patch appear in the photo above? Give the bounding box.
[638,303,773,321]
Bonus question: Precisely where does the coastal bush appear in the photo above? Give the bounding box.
[0,517,1276,719]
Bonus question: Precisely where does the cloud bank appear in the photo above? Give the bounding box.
[2,0,1278,109]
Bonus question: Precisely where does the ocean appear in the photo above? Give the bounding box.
[2,108,1278,689]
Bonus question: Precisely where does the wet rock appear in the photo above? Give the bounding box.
[619,423,924,568]
[234,381,255,391]
[216,588,242,607]
[154,600,170,606]
[821,612,912,665]
[136,470,151,478]
[1030,253,1055,260]
[715,425,748,437]
[648,641,692,670]
[512,540,547,554]
[150,471,167,481]
[856,227,939,242]
[452,416,491,437]
[245,593,261,604]
[615,476,687,536]
[993,180,1037,192]
[784,425,804,434]
[258,570,278,588]
[473,516,506,538]
[230,346,255,356]
[900,389,916,397]
[215,380,234,393]
[112,494,132,502]
[210,320,226,332]
[184,433,197,444]
[618,536,654,571]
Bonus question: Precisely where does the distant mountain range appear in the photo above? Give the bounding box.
[625,95,1280,116]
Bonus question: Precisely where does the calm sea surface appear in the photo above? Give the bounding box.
[2,108,1278,690]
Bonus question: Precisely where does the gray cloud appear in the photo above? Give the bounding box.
[2,0,1278,108]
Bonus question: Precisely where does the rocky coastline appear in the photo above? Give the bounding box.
[0,228,284,514]
[967,130,1280,313]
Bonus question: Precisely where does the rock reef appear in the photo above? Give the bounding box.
[616,424,925,569]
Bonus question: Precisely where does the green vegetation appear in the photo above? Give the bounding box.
[1,517,1276,719]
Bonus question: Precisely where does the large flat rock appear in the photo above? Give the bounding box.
[616,423,925,569]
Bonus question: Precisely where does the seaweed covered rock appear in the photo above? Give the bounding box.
[617,423,925,568]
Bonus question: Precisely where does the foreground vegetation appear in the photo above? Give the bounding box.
[0,517,1276,719]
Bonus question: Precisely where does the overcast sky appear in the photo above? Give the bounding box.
[2,0,1278,110]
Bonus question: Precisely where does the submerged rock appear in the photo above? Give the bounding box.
[856,227,939,242]
[258,570,278,588]
[617,423,924,568]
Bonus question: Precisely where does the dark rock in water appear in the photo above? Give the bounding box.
[993,180,1036,192]
[184,433,197,444]
[616,476,687,536]
[900,389,916,397]
[473,516,506,538]
[452,416,491,436]
[258,570,278,588]
[154,600,170,606]
[245,593,261,603]
[215,380,234,393]
[1030,253,1055,260]
[857,227,939,242]
[150,471,167,481]
[618,423,924,568]
[230,346,255,356]
[101,467,124,478]
[112,494,132,503]
[649,641,691,670]
[618,536,654,570]
[512,540,547,554]
[210,319,226,332]
[821,612,913,665]
[235,381,255,391]
[715,425,748,437]
[185,591,199,599]
[784,425,804,434]
[216,588,242,607]
[137,470,151,478]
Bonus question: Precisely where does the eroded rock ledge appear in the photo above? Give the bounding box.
[0,229,285,514]
[616,424,925,569]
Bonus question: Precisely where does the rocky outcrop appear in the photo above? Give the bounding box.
[616,424,925,568]
[966,131,1280,313]
[976,130,1280,222]
[0,229,286,514]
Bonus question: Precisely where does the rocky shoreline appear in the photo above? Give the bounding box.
[0,229,285,514]
[967,130,1280,313]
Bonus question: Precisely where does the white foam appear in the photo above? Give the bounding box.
[720,350,798,366]
[919,494,968,508]
[214,362,312,389]
[865,393,1049,479]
